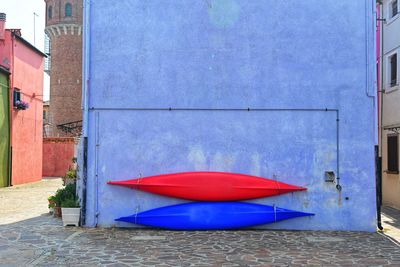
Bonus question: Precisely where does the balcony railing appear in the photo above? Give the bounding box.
[57,120,82,136]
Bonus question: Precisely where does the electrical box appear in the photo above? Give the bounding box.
[325,171,335,182]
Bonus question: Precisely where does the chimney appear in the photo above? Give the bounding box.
[0,13,5,40]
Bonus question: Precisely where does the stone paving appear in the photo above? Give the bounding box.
[1,179,400,266]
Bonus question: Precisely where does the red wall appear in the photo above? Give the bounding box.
[43,138,75,177]
[0,31,45,185]
[0,32,12,70]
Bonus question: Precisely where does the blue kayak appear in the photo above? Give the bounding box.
[115,202,314,230]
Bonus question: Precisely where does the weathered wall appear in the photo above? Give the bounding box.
[82,0,378,231]
[10,34,44,185]
[47,32,82,135]
[43,137,75,177]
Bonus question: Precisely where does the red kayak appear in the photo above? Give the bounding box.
[108,172,306,201]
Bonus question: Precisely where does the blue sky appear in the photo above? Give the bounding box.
[1,0,50,100]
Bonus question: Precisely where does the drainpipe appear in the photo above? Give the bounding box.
[81,0,91,226]
[376,145,383,230]
[366,0,377,99]
[10,25,15,187]
[377,0,384,231]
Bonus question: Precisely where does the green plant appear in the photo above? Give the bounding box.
[63,161,78,185]
[54,184,77,207]
[65,169,77,179]
[61,198,80,208]
[53,190,63,207]
[64,183,76,196]
[48,196,56,209]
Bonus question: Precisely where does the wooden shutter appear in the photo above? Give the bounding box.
[392,0,399,17]
[388,135,399,173]
[390,54,397,87]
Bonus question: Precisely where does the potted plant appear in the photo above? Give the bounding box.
[52,184,76,217]
[15,100,29,110]
[63,169,77,186]
[48,196,56,214]
[63,158,78,186]
[61,197,80,226]
[54,183,80,226]
[53,189,63,217]
[61,198,81,226]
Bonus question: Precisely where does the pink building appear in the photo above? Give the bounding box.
[0,13,46,186]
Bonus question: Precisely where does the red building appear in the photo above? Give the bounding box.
[0,13,46,186]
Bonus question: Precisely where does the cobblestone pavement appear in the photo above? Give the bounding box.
[1,179,400,266]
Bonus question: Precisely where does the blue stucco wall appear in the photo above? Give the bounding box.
[81,0,377,231]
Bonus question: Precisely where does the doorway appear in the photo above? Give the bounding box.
[0,70,10,187]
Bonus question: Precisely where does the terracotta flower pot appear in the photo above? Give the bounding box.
[54,206,62,217]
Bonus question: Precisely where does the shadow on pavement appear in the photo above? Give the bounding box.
[382,206,400,228]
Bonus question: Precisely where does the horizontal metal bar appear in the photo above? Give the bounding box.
[57,120,83,127]
[89,107,339,112]
[88,106,342,191]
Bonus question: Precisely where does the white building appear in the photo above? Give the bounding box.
[380,0,400,209]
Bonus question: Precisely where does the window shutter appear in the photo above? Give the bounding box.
[391,54,397,87]
[393,0,399,17]
[388,135,399,173]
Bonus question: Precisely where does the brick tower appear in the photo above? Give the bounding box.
[44,0,83,136]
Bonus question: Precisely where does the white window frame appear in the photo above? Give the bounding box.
[387,0,399,24]
[386,49,400,93]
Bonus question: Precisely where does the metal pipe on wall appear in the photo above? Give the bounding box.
[377,0,384,231]
[81,0,91,226]
[94,111,100,227]
[89,107,342,192]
